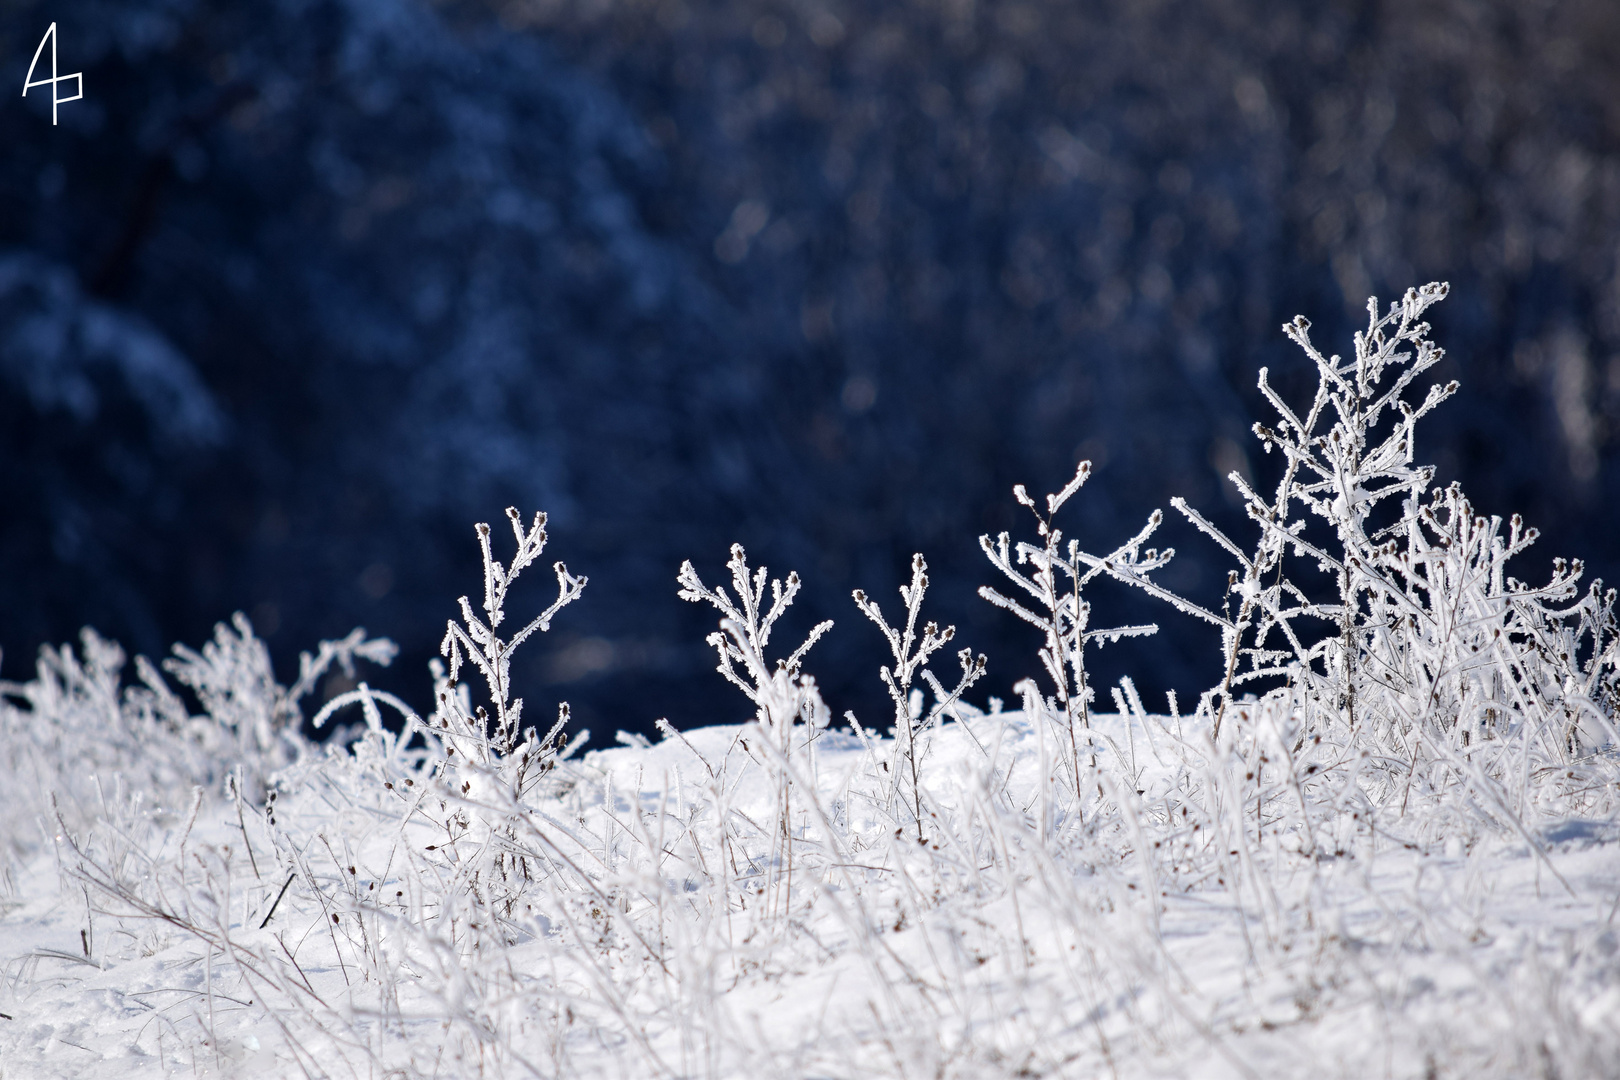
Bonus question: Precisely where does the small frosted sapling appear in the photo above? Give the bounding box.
[853,553,985,840]
[678,543,833,751]
[980,461,1187,803]
[436,508,587,794]
[679,544,833,914]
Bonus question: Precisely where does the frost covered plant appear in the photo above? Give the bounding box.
[678,543,833,747]
[0,615,393,830]
[167,615,397,782]
[1265,282,1458,732]
[310,510,588,812]
[1164,282,1620,835]
[91,510,601,1076]
[334,509,586,943]
[1086,284,1466,744]
[852,553,985,839]
[434,507,586,791]
[678,543,833,910]
[1340,481,1620,827]
[978,462,1173,806]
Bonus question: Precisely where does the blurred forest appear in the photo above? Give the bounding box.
[3,0,1619,734]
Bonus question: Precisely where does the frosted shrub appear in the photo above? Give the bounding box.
[316,509,588,946]
[678,543,834,747]
[434,508,587,784]
[404,510,587,939]
[169,615,397,789]
[978,461,1185,822]
[0,615,392,835]
[313,508,587,787]
[678,544,834,917]
[852,552,985,839]
[1151,283,1620,845]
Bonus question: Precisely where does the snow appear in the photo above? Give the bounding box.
[1,703,1616,1079]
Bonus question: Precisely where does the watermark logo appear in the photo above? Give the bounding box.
[23,22,82,125]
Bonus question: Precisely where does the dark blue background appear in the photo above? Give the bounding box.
[4,0,1618,736]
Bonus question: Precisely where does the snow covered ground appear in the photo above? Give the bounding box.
[1,697,1616,1079]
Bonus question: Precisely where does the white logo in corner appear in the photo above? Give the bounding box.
[23,22,83,125]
